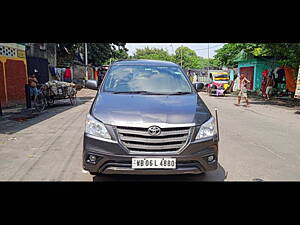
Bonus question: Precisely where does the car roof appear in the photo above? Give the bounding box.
[112,59,179,67]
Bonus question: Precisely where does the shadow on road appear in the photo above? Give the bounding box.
[249,97,300,108]
[92,163,226,182]
[0,96,94,135]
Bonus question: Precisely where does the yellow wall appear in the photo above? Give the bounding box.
[0,45,28,105]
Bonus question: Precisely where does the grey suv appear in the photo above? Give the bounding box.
[83,59,219,175]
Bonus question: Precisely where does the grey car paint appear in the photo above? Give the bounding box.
[91,93,211,128]
[83,59,218,175]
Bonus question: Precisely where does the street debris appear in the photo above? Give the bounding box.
[82,169,89,174]
[252,178,264,182]
[7,137,17,141]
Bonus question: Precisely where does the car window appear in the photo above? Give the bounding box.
[103,65,192,93]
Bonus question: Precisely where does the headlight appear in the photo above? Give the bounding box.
[85,114,111,140]
[195,117,217,140]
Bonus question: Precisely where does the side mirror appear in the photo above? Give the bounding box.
[85,80,98,90]
[193,82,204,92]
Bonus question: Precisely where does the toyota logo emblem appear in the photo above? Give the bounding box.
[148,126,161,136]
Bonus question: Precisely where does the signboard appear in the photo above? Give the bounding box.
[295,66,300,99]
[0,43,26,58]
[17,49,25,58]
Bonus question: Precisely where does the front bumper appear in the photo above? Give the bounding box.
[83,134,219,175]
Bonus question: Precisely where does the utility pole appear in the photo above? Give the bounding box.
[170,44,174,54]
[180,45,183,68]
[85,43,88,80]
[207,43,210,75]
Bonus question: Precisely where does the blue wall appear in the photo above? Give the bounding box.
[238,58,279,91]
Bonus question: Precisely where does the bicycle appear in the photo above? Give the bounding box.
[32,84,47,112]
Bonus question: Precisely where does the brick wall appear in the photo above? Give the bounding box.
[0,61,6,105]
[4,59,27,106]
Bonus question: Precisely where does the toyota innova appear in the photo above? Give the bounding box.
[83,60,219,175]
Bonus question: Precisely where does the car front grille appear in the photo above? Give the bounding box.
[116,126,191,152]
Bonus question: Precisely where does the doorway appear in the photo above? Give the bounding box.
[239,66,254,90]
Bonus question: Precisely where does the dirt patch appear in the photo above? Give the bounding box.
[8,115,37,122]
[76,88,97,98]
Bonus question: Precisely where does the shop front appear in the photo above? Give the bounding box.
[236,56,279,92]
[236,56,297,97]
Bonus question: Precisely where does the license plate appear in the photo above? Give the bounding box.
[132,158,176,169]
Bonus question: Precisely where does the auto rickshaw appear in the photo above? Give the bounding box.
[207,72,230,96]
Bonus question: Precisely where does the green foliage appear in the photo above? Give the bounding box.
[57,43,128,66]
[213,43,300,69]
[198,57,219,69]
[132,47,173,61]
[131,46,217,69]
[260,43,300,69]
[213,43,264,67]
[173,46,202,69]
[57,43,80,66]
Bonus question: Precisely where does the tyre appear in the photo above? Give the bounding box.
[69,89,77,105]
[47,97,54,106]
[69,95,77,105]
[89,172,99,176]
[34,94,46,112]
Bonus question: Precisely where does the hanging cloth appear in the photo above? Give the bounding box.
[233,77,240,91]
[274,67,280,79]
[262,69,269,78]
[284,67,296,92]
[49,66,56,76]
[261,69,269,97]
[277,68,285,83]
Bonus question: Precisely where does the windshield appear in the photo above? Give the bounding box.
[213,74,229,81]
[102,65,192,94]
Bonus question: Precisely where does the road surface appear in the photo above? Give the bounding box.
[0,89,299,181]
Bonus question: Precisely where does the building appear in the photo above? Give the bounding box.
[0,43,28,108]
[25,43,57,84]
[235,56,279,91]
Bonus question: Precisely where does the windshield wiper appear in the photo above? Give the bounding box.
[111,91,192,95]
[112,91,166,95]
[168,92,192,95]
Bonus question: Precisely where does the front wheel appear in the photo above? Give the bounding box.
[89,172,99,176]
[47,97,54,106]
[34,94,46,112]
[69,94,77,105]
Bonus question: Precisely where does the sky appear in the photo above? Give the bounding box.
[125,43,225,58]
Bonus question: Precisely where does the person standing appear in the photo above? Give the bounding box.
[64,66,72,83]
[28,69,39,101]
[235,73,250,107]
[265,75,274,100]
[192,72,198,83]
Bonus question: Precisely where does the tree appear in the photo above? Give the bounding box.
[213,43,264,67]
[56,43,129,66]
[132,47,173,61]
[130,46,217,69]
[260,43,300,69]
[198,57,220,69]
[213,43,300,70]
[173,46,202,69]
[56,43,82,66]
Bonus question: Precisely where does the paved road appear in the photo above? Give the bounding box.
[0,90,299,181]
[203,92,300,181]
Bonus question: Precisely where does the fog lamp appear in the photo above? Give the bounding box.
[89,155,97,162]
[207,155,215,163]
